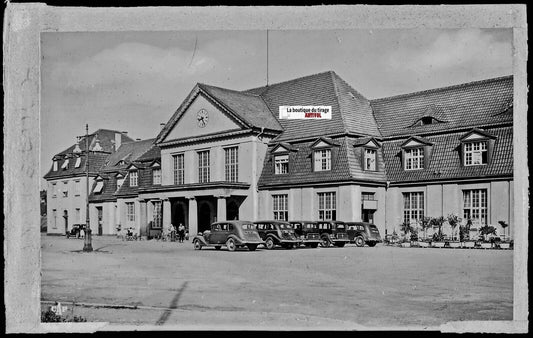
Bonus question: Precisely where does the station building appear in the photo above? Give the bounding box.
[45,71,514,240]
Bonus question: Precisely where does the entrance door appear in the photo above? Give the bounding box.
[198,202,212,233]
[63,210,68,234]
[96,207,103,235]
[362,209,375,224]
[227,200,239,221]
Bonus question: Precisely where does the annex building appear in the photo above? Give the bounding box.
[44,71,514,240]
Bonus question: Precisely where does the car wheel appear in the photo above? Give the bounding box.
[247,244,258,251]
[265,237,275,250]
[355,236,365,247]
[226,238,236,252]
[320,237,331,248]
[193,239,202,250]
[214,246,222,250]
[335,242,346,247]
[367,242,377,247]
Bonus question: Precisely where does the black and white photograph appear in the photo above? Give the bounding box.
[4,4,528,333]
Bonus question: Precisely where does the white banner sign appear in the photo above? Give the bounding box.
[279,106,332,119]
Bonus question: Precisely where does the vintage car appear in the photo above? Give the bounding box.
[345,222,382,247]
[192,221,264,251]
[316,221,350,247]
[289,221,321,248]
[66,223,85,239]
[253,220,302,249]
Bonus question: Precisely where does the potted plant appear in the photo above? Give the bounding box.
[429,216,446,247]
[418,217,432,247]
[399,221,411,247]
[498,221,511,249]
[479,224,497,249]
[462,218,476,248]
[447,214,462,248]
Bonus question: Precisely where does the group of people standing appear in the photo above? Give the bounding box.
[167,223,186,242]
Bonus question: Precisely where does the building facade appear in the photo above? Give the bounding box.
[48,71,514,240]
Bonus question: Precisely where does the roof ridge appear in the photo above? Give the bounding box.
[245,70,334,93]
[329,71,349,135]
[199,83,262,97]
[371,75,513,103]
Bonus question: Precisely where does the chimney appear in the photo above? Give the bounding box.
[115,132,122,151]
[160,123,165,130]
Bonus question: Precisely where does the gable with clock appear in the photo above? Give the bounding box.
[163,93,242,141]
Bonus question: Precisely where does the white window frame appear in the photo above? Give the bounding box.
[74,157,82,168]
[62,181,68,198]
[152,168,162,185]
[464,141,488,166]
[272,194,288,221]
[403,192,425,225]
[314,149,331,171]
[74,180,81,196]
[53,161,58,171]
[61,159,69,170]
[126,202,136,222]
[364,148,377,171]
[116,176,124,191]
[198,150,210,183]
[318,192,336,220]
[152,201,162,229]
[224,147,239,182]
[94,180,104,194]
[463,189,488,226]
[173,154,185,185]
[274,154,289,174]
[129,171,138,187]
[404,147,424,170]
[52,183,57,198]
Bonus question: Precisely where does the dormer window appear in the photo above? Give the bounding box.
[74,157,82,168]
[129,171,138,187]
[116,175,125,191]
[153,167,161,185]
[460,129,496,167]
[61,159,69,170]
[464,141,488,166]
[364,149,376,171]
[420,116,434,125]
[53,161,58,171]
[314,149,331,171]
[274,155,289,174]
[404,147,424,170]
[93,180,104,194]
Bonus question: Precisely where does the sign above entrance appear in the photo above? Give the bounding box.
[279,106,332,120]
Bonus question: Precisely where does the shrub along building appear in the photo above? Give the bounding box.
[53,71,513,239]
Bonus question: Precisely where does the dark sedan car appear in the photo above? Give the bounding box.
[289,221,321,248]
[253,220,302,249]
[345,222,382,247]
[192,221,264,251]
[316,221,350,247]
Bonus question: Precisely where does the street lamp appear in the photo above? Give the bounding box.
[82,124,93,252]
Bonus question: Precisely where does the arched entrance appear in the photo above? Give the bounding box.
[172,199,188,230]
[63,210,68,234]
[197,198,216,233]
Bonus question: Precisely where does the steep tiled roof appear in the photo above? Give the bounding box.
[136,144,161,163]
[247,71,380,142]
[382,126,512,183]
[100,139,155,172]
[89,174,118,202]
[198,84,283,131]
[44,152,109,179]
[370,76,513,137]
[56,129,134,156]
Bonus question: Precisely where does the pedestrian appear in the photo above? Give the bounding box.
[170,223,176,242]
[178,223,185,243]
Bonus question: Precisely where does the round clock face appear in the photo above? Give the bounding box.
[197,109,209,128]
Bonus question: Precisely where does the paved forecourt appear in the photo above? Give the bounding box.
[41,234,513,329]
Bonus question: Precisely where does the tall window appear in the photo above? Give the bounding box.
[52,209,57,229]
[274,155,289,174]
[463,189,487,226]
[61,159,69,170]
[153,201,162,229]
[129,171,138,187]
[74,180,81,196]
[314,149,332,171]
[224,147,239,182]
[62,181,68,198]
[272,194,288,221]
[404,148,424,170]
[116,177,124,191]
[173,154,185,185]
[75,208,81,223]
[53,161,58,171]
[364,148,377,171]
[403,192,424,224]
[198,150,210,183]
[126,202,135,222]
[464,141,488,166]
[52,183,57,198]
[152,168,161,185]
[74,157,82,168]
[318,192,336,220]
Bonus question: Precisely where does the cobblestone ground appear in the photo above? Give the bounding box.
[41,234,513,330]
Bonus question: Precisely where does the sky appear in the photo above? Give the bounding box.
[40,28,513,189]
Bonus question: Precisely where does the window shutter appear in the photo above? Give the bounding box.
[487,139,496,164]
[360,147,365,170]
[313,151,320,171]
[424,145,433,169]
